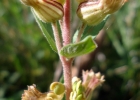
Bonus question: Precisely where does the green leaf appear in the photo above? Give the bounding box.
[60,36,97,58]
[81,16,109,40]
[31,9,57,52]
[72,16,109,43]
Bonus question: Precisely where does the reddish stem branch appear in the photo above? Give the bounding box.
[51,22,62,51]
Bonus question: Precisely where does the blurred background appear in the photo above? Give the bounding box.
[0,0,140,100]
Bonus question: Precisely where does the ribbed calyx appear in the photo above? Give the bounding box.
[77,0,127,26]
[20,0,64,23]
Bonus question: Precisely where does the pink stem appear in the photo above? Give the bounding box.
[52,21,72,100]
[61,57,72,100]
[62,0,71,46]
[62,0,72,99]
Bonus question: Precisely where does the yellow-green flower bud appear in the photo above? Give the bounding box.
[77,0,127,26]
[70,77,85,100]
[76,94,84,100]
[20,0,64,23]
[50,82,65,95]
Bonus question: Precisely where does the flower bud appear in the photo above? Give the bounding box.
[70,77,85,100]
[20,0,64,23]
[77,0,127,26]
[50,82,65,95]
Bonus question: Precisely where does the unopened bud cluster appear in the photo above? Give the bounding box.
[70,77,85,100]
[70,70,105,100]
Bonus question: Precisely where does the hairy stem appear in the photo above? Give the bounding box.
[52,21,72,100]
[52,22,62,51]
[61,58,72,100]
[62,0,72,99]
[62,0,71,46]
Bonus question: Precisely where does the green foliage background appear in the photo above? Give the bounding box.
[0,0,58,99]
[0,0,140,100]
